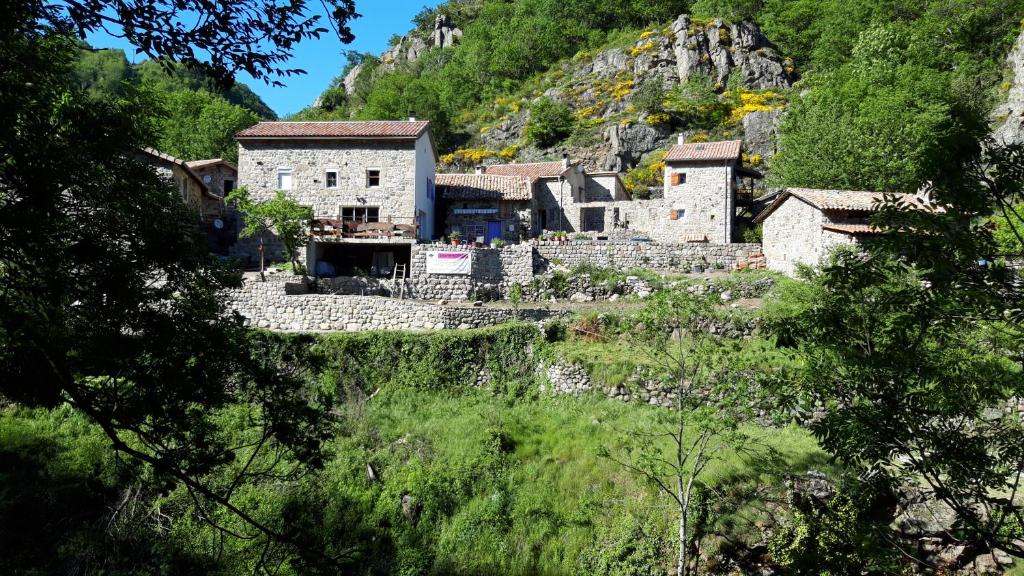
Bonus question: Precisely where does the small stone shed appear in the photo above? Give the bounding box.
[754,188,927,275]
[435,173,533,242]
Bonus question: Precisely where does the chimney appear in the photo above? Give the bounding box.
[475,165,484,175]
[408,112,417,122]
[562,152,570,171]
[677,134,685,145]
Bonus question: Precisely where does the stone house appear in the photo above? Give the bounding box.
[754,188,929,276]
[435,173,533,243]
[234,120,437,276]
[136,147,222,221]
[480,159,632,236]
[483,159,587,235]
[186,158,238,253]
[658,138,760,244]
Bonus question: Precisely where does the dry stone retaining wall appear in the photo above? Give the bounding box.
[533,240,760,273]
[226,275,565,332]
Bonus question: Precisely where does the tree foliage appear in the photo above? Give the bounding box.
[525,97,575,148]
[158,89,259,162]
[228,188,313,272]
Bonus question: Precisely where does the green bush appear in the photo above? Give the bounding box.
[525,97,575,147]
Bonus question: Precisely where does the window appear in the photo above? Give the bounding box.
[341,206,379,223]
[325,170,338,188]
[277,168,293,191]
[366,169,381,188]
[224,179,235,195]
[671,172,687,186]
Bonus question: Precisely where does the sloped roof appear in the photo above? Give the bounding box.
[754,188,932,223]
[665,140,742,162]
[137,147,212,196]
[235,120,431,139]
[186,158,238,172]
[821,223,883,235]
[483,161,570,180]
[436,173,533,201]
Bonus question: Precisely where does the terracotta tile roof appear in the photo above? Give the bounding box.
[682,234,708,242]
[821,223,883,235]
[436,173,533,201]
[754,188,935,223]
[235,120,431,139]
[483,161,569,180]
[186,158,238,172]
[665,140,742,162]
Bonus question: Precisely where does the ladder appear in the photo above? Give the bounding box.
[392,263,407,299]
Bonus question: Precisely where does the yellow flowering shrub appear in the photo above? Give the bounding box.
[645,113,671,126]
[444,148,498,166]
[689,132,709,143]
[727,90,786,123]
[742,153,763,166]
[499,144,521,161]
[629,42,655,57]
[611,80,634,100]
[623,150,667,198]
[639,30,655,40]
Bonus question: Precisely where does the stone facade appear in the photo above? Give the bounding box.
[237,136,435,236]
[532,168,588,234]
[405,243,534,300]
[663,161,735,243]
[760,196,863,276]
[532,240,760,273]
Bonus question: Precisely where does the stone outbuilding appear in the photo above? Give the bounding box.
[484,158,587,235]
[754,188,928,276]
[435,173,533,243]
[136,147,222,221]
[234,120,438,276]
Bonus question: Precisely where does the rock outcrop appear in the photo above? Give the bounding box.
[672,16,792,89]
[378,14,464,74]
[993,28,1024,145]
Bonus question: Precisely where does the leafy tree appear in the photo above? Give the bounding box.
[771,24,971,193]
[228,188,313,275]
[0,0,342,567]
[134,58,278,119]
[992,202,1024,257]
[691,0,764,22]
[525,97,575,148]
[775,141,1024,559]
[39,0,360,86]
[72,45,130,98]
[158,89,259,162]
[633,76,666,116]
[603,291,765,576]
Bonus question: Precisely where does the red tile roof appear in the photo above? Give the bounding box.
[235,120,431,139]
[665,140,742,162]
[483,161,569,180]
[436,173,533,201]
[754,188,936,223]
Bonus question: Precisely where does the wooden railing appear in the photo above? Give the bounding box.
[310,217,418,240]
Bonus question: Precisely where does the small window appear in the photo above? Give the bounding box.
[367,169,381,188]
[277,168,293,191]
[325,171,338,188]
[224,179,235,195]
[341,206,379,223]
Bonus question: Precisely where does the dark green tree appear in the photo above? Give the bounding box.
[525,97,575,148]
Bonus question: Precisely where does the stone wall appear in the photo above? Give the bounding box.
[226,275,566,331]
[664,161,733,243]
[762,197,860,276]
[532,240,760,273]
[405,243,534,300]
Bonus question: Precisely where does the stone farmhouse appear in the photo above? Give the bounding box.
[136,147,223,222]
[754,188,930,275]
[186,158,238,252]
[234,120,438,277]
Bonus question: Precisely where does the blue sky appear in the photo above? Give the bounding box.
[86,1,440,117]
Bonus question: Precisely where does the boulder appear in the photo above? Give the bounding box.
[671,15,791,90]
[603,122,667,172]
[993,28,1024,145]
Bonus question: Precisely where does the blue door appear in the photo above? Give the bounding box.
[486,221,502,244]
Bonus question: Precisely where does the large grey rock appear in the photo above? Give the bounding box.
[742,108,783,161]
[591,48,629,77]
[671,15,791,90]
[993,29,1024,145]
[603,122,667,171]
[342,63,364,95]
[433,14,462,49]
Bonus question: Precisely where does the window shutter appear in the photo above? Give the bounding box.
[670,209,679,221]
[671,173,681,186]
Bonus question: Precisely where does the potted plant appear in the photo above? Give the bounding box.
[491,238,506,249]
[449,230,462,246]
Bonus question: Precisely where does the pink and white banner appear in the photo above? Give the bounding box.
[425,251,472,275]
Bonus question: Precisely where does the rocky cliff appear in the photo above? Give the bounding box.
[993,28,1024,145]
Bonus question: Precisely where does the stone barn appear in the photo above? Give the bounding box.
[435,173,533,242]
[754,188,929,276]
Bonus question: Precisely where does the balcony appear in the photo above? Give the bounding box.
[310,217,418,241]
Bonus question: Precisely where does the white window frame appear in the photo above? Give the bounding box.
[277,167,294,191]
[366,168,381,188]
[325,169,339,189]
